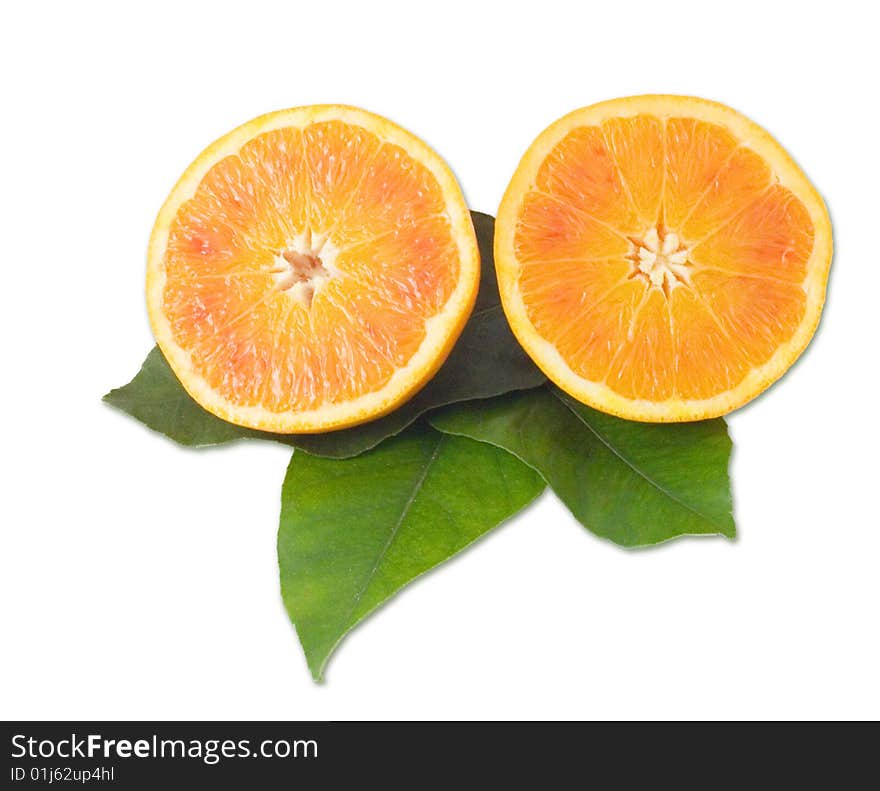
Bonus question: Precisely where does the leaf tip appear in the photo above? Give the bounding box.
[306,654,330,685]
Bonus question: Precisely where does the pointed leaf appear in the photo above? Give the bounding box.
[103,212,545,457]
[430,387,735,547]
[103,346,275,446]
[278,422,545,680]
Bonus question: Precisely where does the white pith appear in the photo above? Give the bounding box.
[271,228,341,308]
[632,228,692,291]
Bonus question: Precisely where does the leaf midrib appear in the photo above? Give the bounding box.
[333,435,445,638]
[553,391,728,533]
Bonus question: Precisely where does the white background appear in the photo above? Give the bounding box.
[2,0,878,720]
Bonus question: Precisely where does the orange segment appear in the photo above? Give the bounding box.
[605,287,676,402]
[564,280,653,385]
[514,190,630,264]
[663,118,739,229]
[520,259,635,382]
[601,115,665,224]
[146,105,479,433]
[301,120,381,239]
[679,146,773,240]
[535,125,641,233]
[691,269,807,369]
[496,95,833,422]
[344,141,448,236]
[690,184,814,283]
[335,215,459,321]
[667,286,752,401]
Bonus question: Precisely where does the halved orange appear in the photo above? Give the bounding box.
[147,105,479,433]
[495,95,832,421]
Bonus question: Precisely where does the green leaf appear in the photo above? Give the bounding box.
[278,421,545,680]
[103,211,545,457]
[430,387,735,547]
[102,346,274,446]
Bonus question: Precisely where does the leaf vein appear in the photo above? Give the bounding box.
[335,435,446,632]
[554,391,727,532]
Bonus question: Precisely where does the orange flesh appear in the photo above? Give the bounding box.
[514,116,814,402]
[162,122,459,412]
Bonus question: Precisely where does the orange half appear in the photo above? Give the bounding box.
[147,105,479,433]
[495,95,832,421]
